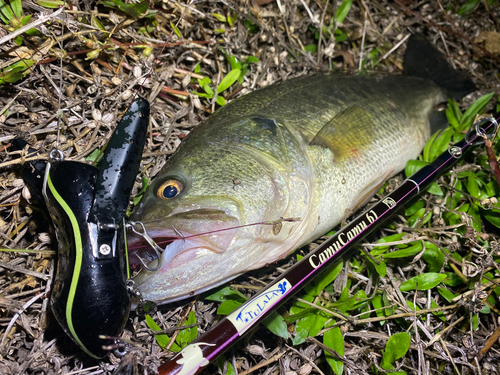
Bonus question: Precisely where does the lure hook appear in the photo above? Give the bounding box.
[127,221,164,271]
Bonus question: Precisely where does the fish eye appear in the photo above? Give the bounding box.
[157,179,184,199]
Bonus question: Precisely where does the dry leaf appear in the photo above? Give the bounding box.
[475,31,500,55]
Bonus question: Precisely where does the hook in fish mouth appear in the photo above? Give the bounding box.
[126,225,237,274]
[127,221,181,271]
[126,222,182,272]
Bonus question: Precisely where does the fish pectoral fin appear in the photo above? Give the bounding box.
[309,105,373,162]
[349,167,394,213]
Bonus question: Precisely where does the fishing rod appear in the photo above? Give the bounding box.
[156,113,499,375]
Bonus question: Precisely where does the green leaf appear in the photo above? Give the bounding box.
[472,314,479,330]
[216,95,226,106]
[304,44,317,54]
[458,0,479,15]
[377,233,406,245]
[212,12,227,22]
[227,14,237,27]
[289,293,313,315]
[191,91,212,98]
[170,21,182,38]
[446,105,460,132]
[329,289,368,313]
[304,261,343,296]
[292,307,329,345]
[459,92,495,131]
[198,76,211,87]
[428,127,453,162]
[324,325,344,375]
[246,55,259,64]
[217,299,244,315]
[145,315,181,351]
[263,311,289,339]
[220,47,242,70]
[422,242,445,272]
[0,0,14,21]
[483,207,500,228]
[175,310,197,348]
[443,271,465,286]
[367,256,387,277]
[405,160,429,178]
[437,287,458,302]
[381,332,411,370]
[422,129,442,163]
[335,0,352,23]
[400,273,447,291]
[292,313,316,345]
[0,58,34,84]
[36,0,66,8]
[11,0,22,18]
[217,69,241,93]
[226,361,236,375]
[245,20,260,33]
[485,181,500,197]
[334,28,348,42]
[427,182,443,196]
[133,177,150,206]
[101,0,149,18]
[467,174,481,199]
[371,295,386,323]
[201,81,214,97]
[468,203,482,232]
[204,286,247,302]
[405,200,424,216]
[85,148,101,163]
[383,242,423,259]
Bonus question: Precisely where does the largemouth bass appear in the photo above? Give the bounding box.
[129,34,475,304]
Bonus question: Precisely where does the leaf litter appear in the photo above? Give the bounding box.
[0,0,499,374]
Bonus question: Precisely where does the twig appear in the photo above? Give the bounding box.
[286,345,326,375]
[0,260,49,280]
[237,349,286,375]
[0,7,64,46]
[474,324,500,363]
[306,337,361,371]
[484,138,500,187]
[440,337,461,375]
[428,315,466,346]
[361,236,429,247]
[0,292,46,351]
[293,296,349,322]
[165,305,192,352]
[372,33,411,67]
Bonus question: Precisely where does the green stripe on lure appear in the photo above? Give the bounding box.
[43,97,149,358]
[128,34,476,305]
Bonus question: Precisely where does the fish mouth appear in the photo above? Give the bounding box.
[126,231,179,271]
[126,208,240,272]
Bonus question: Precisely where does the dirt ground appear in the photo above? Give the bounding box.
[0,0,499,374]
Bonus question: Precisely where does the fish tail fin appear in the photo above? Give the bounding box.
[403,33,476,101]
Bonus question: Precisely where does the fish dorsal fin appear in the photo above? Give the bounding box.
[310,105,373,161]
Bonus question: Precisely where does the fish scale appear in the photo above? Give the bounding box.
[129,34,475,304]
